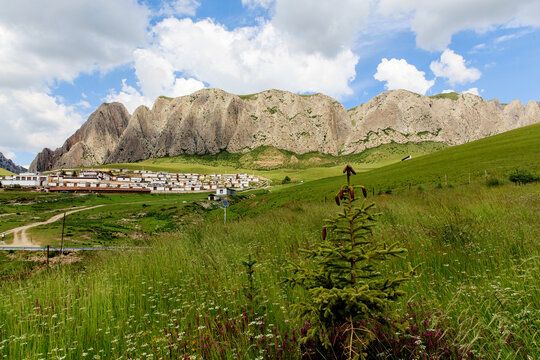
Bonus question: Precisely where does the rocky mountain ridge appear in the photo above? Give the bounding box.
[0,152,27,174]
[30,89,540,172]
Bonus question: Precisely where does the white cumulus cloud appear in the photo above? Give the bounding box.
[2,151,16,160]
[114,17,359,103]
[272,0,370,57]
[0,0,150,155]
[464,87,480,96]
[158,0,201,17]
[374,58,435,95]
[104,80,150,114]
[376,0,540,50]
[430,49,481,86]
[105,76,205,114]
[242,0,274,9]
[0,0,149,89]
[0,90,84,153]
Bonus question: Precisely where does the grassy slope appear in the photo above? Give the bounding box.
[291,122,540,200]
[0,125,539,359]
[0,168,15,176]
[101,142,446,183]
[0,192,209,247]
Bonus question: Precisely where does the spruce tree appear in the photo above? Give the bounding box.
[286,165,414,359]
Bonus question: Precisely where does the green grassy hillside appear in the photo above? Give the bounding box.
[304,122,540,196]
[0,124,538,359]
[350,122,540,190]
[0,168,14,176]
[101,142,445,183]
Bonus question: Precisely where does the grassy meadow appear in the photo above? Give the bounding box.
[0,124,539,359]
[0,192,211,247]
[100,142,445,183]
[0,168,14,176]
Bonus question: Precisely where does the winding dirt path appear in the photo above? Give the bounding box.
[2,205,104,247]
[0,213,17,217]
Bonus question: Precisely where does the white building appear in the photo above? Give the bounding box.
[0,173,48,187]
[216,188,236,196]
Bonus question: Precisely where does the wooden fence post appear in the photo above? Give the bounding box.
[60,212,66,263]
[46,245,50,267]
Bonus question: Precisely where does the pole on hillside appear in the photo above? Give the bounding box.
[46,245,50,267]
[485,169,487,179]
[60,212,66,260]
[224,206,227,225]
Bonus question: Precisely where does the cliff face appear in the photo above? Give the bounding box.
[30,89,540,171]
[343,90,540,154]
[105,89,350,163]
[0,152,27,174]
[29,103,130,172]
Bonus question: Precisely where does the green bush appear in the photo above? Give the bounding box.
[282,175,291,184]
[509,169,539,184]
[486,177,502,187]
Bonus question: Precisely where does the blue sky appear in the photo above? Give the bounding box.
[1,0,539,167]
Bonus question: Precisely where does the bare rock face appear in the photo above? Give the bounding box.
[0,152,27,174]
[106,89,350,163]
[343,90,540,154]
[30,88,540,171]
[29,103,130,172]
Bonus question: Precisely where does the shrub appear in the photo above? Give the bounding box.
[486,177,502,187]
[509,169,539,184]
[282,176,291,184]
[286,165,413,359]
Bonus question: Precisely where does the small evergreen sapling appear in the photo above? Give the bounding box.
[242,255,259,312]
[286,165,414,359]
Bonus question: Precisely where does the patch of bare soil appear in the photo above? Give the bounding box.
[253,159,284,168]
[307,157,323,164]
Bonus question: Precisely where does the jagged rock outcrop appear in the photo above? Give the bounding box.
[30,103,130,172]
[105,89,349,163]
[343,90,540,153]
[30,89,540,171]
[0,152,27,174]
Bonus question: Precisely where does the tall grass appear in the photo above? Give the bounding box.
[0,182,538,359]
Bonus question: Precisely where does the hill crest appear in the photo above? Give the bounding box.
[30,88,540,172]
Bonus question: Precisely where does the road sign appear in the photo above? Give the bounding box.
[222,200,229,207]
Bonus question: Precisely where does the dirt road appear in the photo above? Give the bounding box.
[2,205,104,247]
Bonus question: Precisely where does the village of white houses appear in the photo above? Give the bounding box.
[0,169,262,195]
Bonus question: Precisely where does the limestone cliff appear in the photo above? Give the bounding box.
[105,89,349,164]
[30,89,540,171]
[344,90,540,154]
[30,103,130,172]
